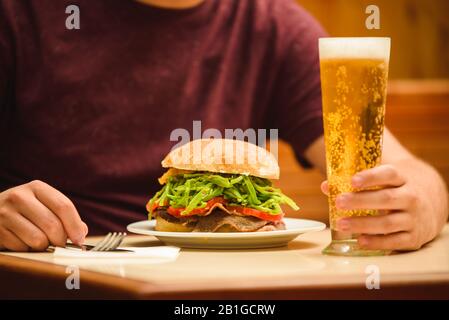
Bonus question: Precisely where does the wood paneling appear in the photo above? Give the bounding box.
[289,1,449,219]
[298,0,449,79]
[277,80,449,224]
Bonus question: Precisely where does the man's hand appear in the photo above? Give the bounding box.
[0,180,88,251]
[306,130,448,251]
[321,163,447,251]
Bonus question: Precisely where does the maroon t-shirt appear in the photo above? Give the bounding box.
[0,0,325,234]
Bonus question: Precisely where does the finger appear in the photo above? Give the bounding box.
[82,222,89,236]
[351,164,406,189]
[28,180,86,245]
[3,212,49,251]
[336,212,413,234]
[16,194,67,247]
[358,232,421,251]
[0,227,29,252]
[320,181,329,196]
[336,188,412,210]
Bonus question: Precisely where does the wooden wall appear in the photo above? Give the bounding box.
[297,0,449,79]
[278,80,449,223]
[283,1,449,223]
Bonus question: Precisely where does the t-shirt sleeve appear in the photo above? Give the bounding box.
[0,3,13,116]
[269,1,327,168]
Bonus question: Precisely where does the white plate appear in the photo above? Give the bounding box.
[126,218,326,249]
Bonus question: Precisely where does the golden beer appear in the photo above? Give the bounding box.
[319,38,390,256]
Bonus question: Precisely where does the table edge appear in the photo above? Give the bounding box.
[1,253,449,299]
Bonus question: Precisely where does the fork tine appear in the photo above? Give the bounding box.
[98,232,118,251]
[117,232,127,248]
[88,232,128,252]
[91,232,113,251]
[101,232,120,251]
[113,232,126,250]
[106,232,126,251]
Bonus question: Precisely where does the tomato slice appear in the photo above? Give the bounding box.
[227,206,284,222]
[146,201,158,213]
[152,196,284,222]
[167,197,227,218]
[146,200,167,213]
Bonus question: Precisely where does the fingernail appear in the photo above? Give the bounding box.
[337,218,350,231]
[336,194,349,209]
[352,175,363,188]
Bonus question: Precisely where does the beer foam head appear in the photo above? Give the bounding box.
[319,37,390,61]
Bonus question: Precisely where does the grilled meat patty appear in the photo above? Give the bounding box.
[154,208,285,232]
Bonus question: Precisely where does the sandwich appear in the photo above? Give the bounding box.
[146,139,299,232]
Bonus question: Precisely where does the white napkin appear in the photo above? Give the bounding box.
[53,246,179,259]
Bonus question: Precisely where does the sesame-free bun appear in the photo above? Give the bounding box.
[155,215,194,232]
[161,139,280,180]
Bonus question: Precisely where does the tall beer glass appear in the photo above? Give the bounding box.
[319,37,390,256]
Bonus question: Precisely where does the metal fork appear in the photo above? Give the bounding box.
[48,232,129,252]
[88,232,127,251]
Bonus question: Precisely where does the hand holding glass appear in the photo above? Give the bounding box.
[319,37,391,256]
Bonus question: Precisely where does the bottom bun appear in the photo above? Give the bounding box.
[155,215,194,232]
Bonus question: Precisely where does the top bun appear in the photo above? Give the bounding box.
[161,139,280,180]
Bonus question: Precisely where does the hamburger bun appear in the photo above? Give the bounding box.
[154,215,194,232]
[161,138,279,179]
